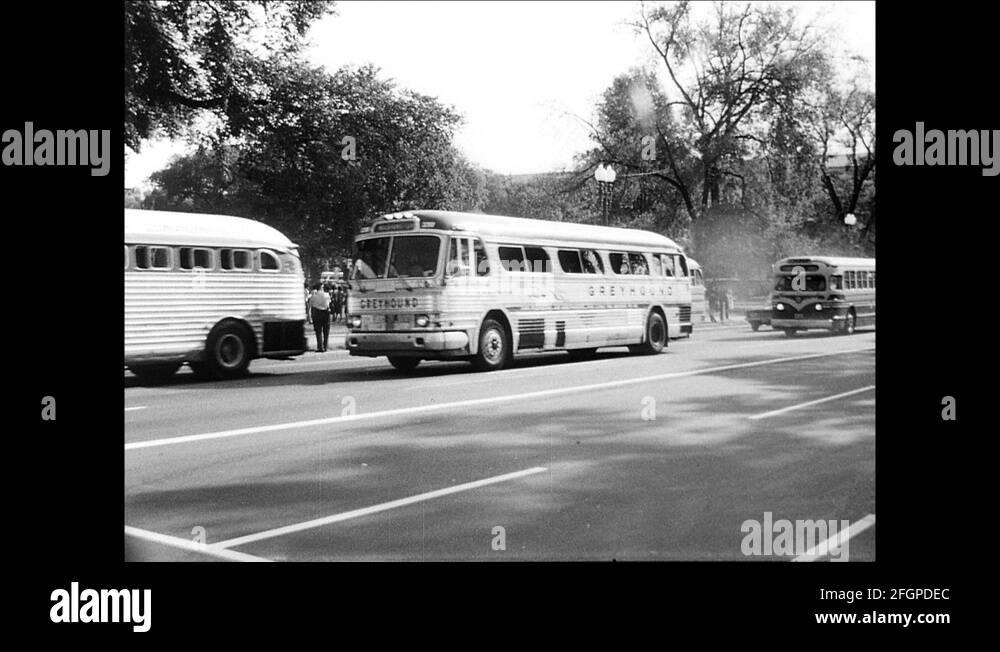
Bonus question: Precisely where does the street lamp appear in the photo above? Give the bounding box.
[594,163,617,225]
[843,213,857,227]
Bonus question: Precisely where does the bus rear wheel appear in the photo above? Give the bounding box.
[388,356,421,372]
[204,323,253,379]
[472,318,511,371]
[629,311,667,355]
[129,362,181,383]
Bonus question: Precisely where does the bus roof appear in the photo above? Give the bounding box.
[774,256,875,269]
[124,209,296,249]
[371,210,683,251]
[687,257,701,270]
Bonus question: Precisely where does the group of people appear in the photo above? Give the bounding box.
[707,285,736,323]
[305,283,348,352]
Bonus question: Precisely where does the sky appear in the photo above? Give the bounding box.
[124,1,875,187]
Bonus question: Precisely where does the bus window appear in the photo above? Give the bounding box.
[774,275,826,291]
[830,275,843,290]
[581,249,604,274]
[675,255,688,277]
[659,254,675,277]
[180,247,214,270]
[628,253,649,275]
[871,272,876,288]
[447,237,471,276]
[474,239,490,276]
[221,248,252,271]
[388,236,440,278]
[694,269,704,286]
[557,250,583,274]
[649,253,662,276]
[259,250,279,271]
[135,245,172,270]
[609,253,630,275]
[352,237,390,279]
[499,246,526,272]
[524,246,550,273]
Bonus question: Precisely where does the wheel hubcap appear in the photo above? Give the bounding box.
[484,330,503,363]
[217,334,245,367]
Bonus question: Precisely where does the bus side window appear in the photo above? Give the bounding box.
[448,237,471,276]
[660,254,675,277]
[135,245,171,270]
[524,246,550,273]
[474,239,490,276]
[648,254,662,276]
[557,249,583,274]
[609,253,629,275]
[871,272,876,289]
[831,275,843,290]
[628,252,648,275]
[675,255,688,277]
[180,247,215,270]
[581,249,604,274]
[498,246,525,272]
[259,250,279,271]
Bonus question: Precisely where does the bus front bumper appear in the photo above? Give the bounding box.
[346,330,470,356]
[771,315,847,330]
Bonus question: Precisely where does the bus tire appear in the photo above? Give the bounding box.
[783,328,798,337]
[388,356,421,372]
[129,362,181,383]
[204,323,253,379]
[630,311,667,355]
[472,318,511,371]
[750,321,761,331]
[566,347,598,362]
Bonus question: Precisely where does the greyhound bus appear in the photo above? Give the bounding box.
[345,210,692,371]
[125,209,307,381]
[770,256,875,336]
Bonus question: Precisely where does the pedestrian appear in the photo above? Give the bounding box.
[331,285,342,322]
[707,284,718,323]
[304,283,312,324]
[308,282,331,352]
[724,287,735,323]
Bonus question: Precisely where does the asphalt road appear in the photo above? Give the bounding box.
[124,324,876,561]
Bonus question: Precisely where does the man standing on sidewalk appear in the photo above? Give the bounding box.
[308,283,332,352]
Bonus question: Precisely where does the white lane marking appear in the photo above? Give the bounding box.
[209,466,549,550]
[124,406,147,412]
[748,385,875,420]
[792,514,876,562]
[126,346,874,451]
[124,525,272,562]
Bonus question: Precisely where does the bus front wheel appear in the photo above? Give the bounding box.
[388,356,421,372]
[472,318,511,371]
[204,323,253,379]
[630,311,667,355]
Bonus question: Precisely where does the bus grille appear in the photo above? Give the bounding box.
[679,305,692,322]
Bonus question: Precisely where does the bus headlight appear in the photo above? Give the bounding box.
[815,303,823,311]
[775,303,785,311]
[348,315,362,328]
[415,314,430,327]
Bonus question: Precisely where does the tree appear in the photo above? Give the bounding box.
[626,1,829,223]
[124,0,335,151]
[144,62,473,278]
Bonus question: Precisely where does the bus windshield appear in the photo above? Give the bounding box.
[774,274,827,291]
[352,235,441,279]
